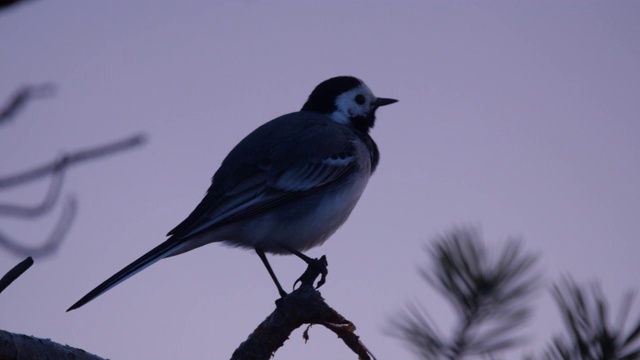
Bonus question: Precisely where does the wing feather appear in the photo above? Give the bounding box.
[168,112,359,239]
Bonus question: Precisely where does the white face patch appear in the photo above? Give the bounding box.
[330,84,377,124]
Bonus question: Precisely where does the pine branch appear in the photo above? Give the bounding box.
[541,278,640,360]
[392,226,540,359]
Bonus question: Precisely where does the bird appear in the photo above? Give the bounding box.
[67,76,397,311]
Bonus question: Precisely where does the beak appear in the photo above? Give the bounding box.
[373,97,398,107]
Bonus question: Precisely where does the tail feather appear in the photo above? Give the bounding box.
[67,237,184,312]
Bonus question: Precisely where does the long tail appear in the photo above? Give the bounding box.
[67,237,185,312]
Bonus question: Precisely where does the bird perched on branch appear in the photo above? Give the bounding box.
[68,76,397,311]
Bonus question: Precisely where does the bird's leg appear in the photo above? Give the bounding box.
[283,246,328,290]
[255,248,288,298]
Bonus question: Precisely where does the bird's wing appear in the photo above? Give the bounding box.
[168,113,358,239]
[183,159,357,239]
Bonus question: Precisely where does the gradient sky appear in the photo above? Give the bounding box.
[1,1,639,359]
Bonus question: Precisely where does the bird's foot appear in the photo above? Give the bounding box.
[293,255,328,290]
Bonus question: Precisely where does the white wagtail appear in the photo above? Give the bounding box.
[67,76,397,311]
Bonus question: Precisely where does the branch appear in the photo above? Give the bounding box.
[391,226,541,359]
[2,288,372,359]
[0,256,33,294]
[0,133,147,188]
[541,277,640,359]
[0,197,77,257]
[231,285,375,360]
[0,329,104,360]
[0,83,55,125]
[0,167,64,218]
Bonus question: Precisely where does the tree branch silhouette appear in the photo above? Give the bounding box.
[0,256,33,295]
[231,285,375,360]
[0,196,77,257]
[391,226,541,359]
[0,133,146,258]
[0,133,147,188]
[0,167,64,218]
[0,83,55,126]
[0,329,104,360]
[540,277,640,360]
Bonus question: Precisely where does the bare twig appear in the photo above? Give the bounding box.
[0,196,77,257]
[0,256,33,294]
[0,133,147,188]
[0,83,55,125]
[0,167,64,217]
[231,285,375,360]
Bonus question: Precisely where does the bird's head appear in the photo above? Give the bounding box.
[301,76,397,132]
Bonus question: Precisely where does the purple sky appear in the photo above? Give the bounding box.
[1,1,639,359]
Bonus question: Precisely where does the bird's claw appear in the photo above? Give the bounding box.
[293,255,328,290]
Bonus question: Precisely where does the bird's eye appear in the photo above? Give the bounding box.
[355,94,365,105]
